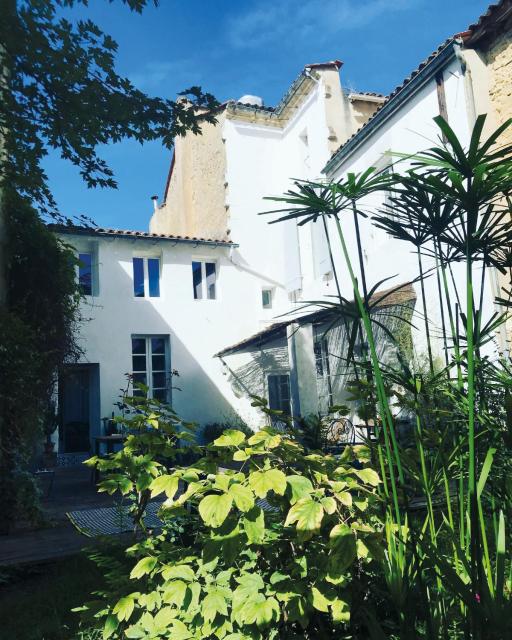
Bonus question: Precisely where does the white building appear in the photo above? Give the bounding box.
[54,11,510,452]
[214,34,507,426]
[53,61,385,453]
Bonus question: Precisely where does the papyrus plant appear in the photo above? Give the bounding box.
[262,115,512,638]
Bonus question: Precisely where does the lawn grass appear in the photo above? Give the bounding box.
[0,554,103,640]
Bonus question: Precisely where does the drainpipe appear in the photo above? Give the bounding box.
[287,322,301,421]
[454,39,477,127]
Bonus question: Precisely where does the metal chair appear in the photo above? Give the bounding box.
[324,417,356,454]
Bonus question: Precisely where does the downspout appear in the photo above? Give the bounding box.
[287,322,301,420]
[453,39,477,127]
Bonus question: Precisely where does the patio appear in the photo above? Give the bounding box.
[0,465,114,566]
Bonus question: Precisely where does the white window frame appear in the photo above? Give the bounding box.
[262,287,274,309]
[314,334,333,414]
[131,335,170,402]
[133,256,161,298]
[374,151,396,228]
[192,259,218,300]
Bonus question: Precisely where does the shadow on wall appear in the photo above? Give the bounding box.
[222,335,290,403]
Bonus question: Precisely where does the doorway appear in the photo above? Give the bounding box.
[59,364,99,453]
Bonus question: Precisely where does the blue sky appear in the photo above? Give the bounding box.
[45,0,490,229]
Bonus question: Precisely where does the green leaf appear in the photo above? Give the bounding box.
[202,590,228,623]
[311,587,330,613]
[353,467,380,487]
[232,573,264,622]
[214,474,231,492]
[150,474,180,499]
[336,491,352,507]
[249,469,286,498]
[331,598,350,623]
[136,471,153,492]
[103,614,119,639]
[270,571,289,585]
[169,619,193,640]
[233,449,249,461]
[130,556,157,579]
[138,591,161,612]
[328,525,357,576]
[153,606,178,630]
[287,596,309,627]
[286,475,314,504]
[285,498,324,541]
[162,564,195,582]
[228,483,255,512]
[124,625,147,639]
[321,497,336,514]
[243,506,265,544]
[214,429,247,447]
[198,494,233,528]
[113,595,135,622]
[239,594,280,628]
[162,580,188,607]
[477,447,496,497]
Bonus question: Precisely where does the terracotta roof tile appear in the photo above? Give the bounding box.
[49,224,236,246]
[325,37,455,171]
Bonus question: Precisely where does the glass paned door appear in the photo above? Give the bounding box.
[60,366,90,452]
[131,336,170,401]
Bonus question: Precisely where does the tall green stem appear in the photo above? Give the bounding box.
[434,239,449,368]
[417,246,435,376]
[466,247,480,638]
[333,213,404,524]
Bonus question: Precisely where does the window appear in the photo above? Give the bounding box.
[133,257,160,298]
[267,374,291,416]
[78,253,93,296]
[314,336,333,414]
[192,261,217,300]
[131,336,169,401]
[262,288,273,309]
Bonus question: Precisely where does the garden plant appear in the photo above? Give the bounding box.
[81,115,512,639]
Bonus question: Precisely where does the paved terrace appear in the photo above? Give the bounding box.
[0,466,114,566]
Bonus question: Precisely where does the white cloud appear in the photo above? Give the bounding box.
[128,60,203,92]
[227,0,422,49]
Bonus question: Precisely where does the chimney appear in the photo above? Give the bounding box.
[150,195,159,211]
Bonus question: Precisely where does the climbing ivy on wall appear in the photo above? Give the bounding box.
[0,191,81,530]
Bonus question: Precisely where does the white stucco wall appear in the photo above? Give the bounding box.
[319,56,499,363]
[61,232,290,439]
[224,77,341,320]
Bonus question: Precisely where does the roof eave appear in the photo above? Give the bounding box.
[323,39,457,176]
[52,226,238,248]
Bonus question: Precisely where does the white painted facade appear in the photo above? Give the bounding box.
[318,50,501,364]
[56,43,505,449]
[56,230,278,449]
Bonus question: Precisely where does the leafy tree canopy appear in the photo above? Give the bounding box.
[0,0,218,213]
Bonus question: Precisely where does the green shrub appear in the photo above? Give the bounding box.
[82,394,382,639]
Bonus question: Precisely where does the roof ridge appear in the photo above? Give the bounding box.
[323,37,456,173]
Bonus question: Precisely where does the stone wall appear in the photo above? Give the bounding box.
[150,111,228,240]
[481,22,512,350]
[485,22,512,148]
